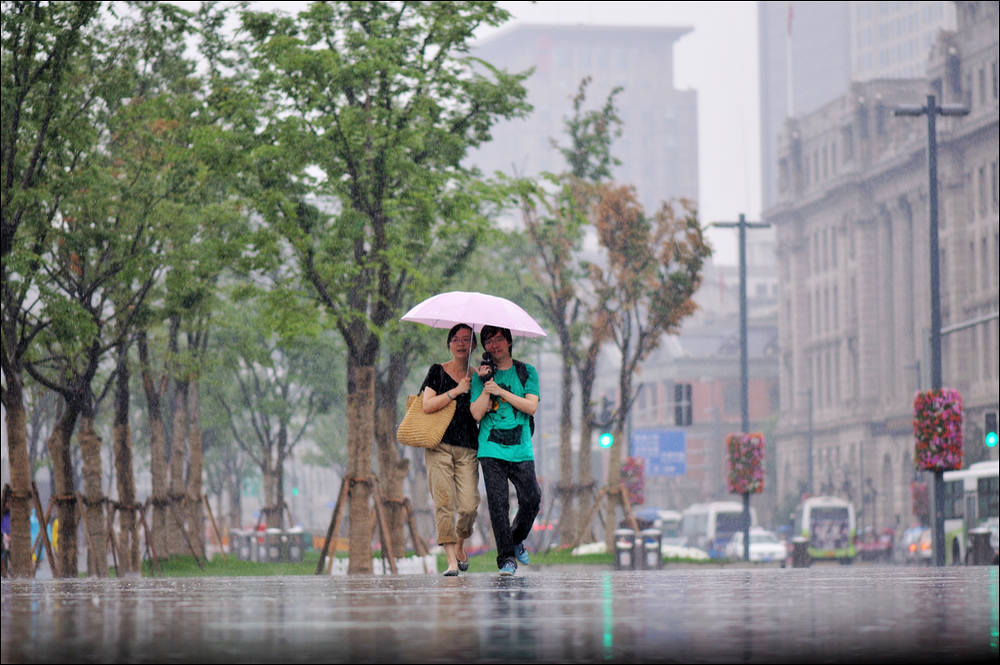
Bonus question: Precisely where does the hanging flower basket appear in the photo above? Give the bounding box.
[621,457,645,506]
[727,433,765,494]
[913,388,963,471]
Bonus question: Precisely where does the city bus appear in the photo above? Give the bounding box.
[681,501,758,558]
[942,459,999,564]
[794,496,856,564]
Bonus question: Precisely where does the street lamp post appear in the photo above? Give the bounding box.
[805,387,814,496]
[711,213,771,561]
[894,94,969,567]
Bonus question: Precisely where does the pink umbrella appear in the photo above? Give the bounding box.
[400,291,547,338]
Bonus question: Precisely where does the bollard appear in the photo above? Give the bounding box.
[791,537,811,568]
[967,529,994,565]
[614,528,636,570]
[640,529,663,570]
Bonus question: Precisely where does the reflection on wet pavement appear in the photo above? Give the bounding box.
[2,566,997,663]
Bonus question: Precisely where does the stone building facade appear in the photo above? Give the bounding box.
[767,1,999,530]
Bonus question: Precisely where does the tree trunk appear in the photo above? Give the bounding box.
[47,404,80,577]
[576,348,599,546]
[113,344,139,574]
[408,450,432,543]
[603,358,633,552]
[167,379,188,556]
[275,423,287,530]
[2,379,34,577]
[186,378,205,557]
[557,342,576,547]
[346,360,374,574]
[78,416,108,577]
[228,463,242,529]
[262,465,276,527]
[374,379,408,559]
[138,331,170,560]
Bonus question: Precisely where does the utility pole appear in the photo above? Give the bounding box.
[894,94,969,567]
[806,388,814,496]
[711,213,771,561]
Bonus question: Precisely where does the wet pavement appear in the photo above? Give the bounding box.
[2,564,998,663]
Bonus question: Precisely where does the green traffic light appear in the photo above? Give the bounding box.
[599,432,613,448]
[987,432,998,448]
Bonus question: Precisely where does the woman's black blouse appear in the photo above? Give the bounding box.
[420,363,479,450]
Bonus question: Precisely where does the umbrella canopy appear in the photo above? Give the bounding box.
[400,291,547,338]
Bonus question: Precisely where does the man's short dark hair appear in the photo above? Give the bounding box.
[480,325,512,348]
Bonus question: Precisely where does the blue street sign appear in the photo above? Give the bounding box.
[630,429,687,477]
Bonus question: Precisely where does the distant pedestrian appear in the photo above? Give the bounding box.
[420,323,481,576]
[471,325,541,576]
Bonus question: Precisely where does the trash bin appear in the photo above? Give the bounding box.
[265,528,283,562]
[614,529,636,570]
[968,528,994,566]
[791,537,811,568]
[639,529,663,570]
[283,529,304,563]
[230,530,247,561]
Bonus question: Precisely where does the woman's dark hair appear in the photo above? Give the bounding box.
[446,323,476,348]
[479,325,512,348]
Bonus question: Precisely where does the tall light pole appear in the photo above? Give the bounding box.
[894,94,969,567]
[711,214,771,561]
[805,387,814,496]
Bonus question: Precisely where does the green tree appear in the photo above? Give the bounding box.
[208,294,343,530]
[239,1,530,571]
[591,185,711,548]
[516,77,621,545]
[1,0,102,578]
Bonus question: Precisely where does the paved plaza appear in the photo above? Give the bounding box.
[2,564,998,663]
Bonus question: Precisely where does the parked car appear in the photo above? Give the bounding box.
[725,527,787,563]
[897,526,933,565]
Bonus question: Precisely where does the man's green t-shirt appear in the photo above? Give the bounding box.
[471,362,539,462]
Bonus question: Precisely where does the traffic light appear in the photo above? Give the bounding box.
[986,411,998,448]
[674,382,692,426]
[599,431,614,448]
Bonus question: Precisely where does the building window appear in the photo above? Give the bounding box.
[983,237,990,291]
[992,160,998,212]
[979,165,987,215]
[833,285,839,331]
[969,240,976,293]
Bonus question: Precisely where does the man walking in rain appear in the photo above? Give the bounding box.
[470,325,541,576]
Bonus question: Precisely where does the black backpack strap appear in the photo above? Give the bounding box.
[512,359,535,435]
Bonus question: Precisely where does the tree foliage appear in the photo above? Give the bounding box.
[237,0,530,571]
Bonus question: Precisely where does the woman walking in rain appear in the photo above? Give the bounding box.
[419,324,481,575]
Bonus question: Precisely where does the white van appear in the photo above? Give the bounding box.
[681,501,758,558]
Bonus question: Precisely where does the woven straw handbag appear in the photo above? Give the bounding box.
[396,394,456,448]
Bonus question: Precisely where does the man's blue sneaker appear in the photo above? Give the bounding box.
[499,561,517,576]
[514,542,530,565]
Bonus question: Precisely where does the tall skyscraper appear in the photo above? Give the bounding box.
[469,24,698,212]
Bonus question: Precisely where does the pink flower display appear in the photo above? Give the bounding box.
[727,433,765,494]
[912,388,963,471]
[622,457,645,506]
